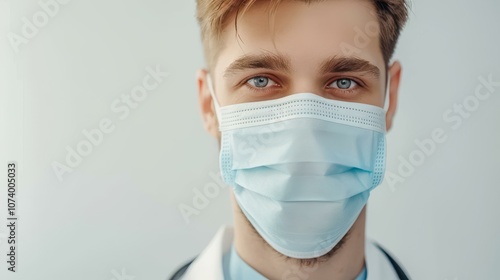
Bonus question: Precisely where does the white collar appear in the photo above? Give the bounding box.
[182,225,401,280]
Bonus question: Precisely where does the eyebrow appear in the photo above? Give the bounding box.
[223,53,291,77]
[223,53,380,79]
[319,56,380,78]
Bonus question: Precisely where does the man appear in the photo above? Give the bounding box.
[172,0,409,279]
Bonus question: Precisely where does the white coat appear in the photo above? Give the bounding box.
[179,225,407,280]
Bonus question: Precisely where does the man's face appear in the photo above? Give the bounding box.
[196,0,402,261]
[212,0,386,108]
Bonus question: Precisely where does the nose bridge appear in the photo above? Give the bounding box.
[287,75,325,98]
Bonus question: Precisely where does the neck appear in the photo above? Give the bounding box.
[230,191,367,280]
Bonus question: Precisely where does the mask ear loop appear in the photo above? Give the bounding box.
[206,73,222,121]
[383,71,391,112]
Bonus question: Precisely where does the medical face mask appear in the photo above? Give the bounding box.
[207,76,387,259]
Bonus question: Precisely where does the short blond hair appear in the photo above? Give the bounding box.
[196,0,409,70]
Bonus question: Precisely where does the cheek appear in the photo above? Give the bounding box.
[364,72,387,108]
[370,88,386,108]
[350,91,384,108]
[375,84,387,107]
[369,93,385,108]
[351,78,386,107]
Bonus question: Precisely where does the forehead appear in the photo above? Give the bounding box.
[214,0,384,77]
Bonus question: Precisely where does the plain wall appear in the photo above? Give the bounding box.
[0,0,499,279]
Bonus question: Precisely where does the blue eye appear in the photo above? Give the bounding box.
[328,78,358,90]
[247,76,278,88]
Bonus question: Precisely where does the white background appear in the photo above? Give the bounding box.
[0,0,499,279]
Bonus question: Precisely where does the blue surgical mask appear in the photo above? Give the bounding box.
[207,75,387,259]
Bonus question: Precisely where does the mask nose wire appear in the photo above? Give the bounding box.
[206,74,222,121]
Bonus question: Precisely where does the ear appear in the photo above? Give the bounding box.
[196,69,220,139]
[385,61,402,132]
